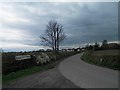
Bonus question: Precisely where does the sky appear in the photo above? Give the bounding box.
[0,1,118,52]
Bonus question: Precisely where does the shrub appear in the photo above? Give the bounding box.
[2,51,79,75]
[81,50,120,70]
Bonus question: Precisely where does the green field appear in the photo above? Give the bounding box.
[81,49,119,70]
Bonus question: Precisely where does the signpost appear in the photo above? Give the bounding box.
[15,55,31,61]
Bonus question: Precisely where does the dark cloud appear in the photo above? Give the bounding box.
[0,2,118,51]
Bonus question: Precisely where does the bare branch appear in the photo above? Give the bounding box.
[40,20,67,51]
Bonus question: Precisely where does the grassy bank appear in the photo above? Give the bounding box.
[3,60,58,84]
[3,51,79,84]
[81,50,119,70]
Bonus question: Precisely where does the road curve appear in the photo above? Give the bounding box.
[58,53,118,88]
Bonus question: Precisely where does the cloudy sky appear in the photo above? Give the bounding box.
[0,2,118,52]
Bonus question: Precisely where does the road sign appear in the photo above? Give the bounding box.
[15,55,31,60]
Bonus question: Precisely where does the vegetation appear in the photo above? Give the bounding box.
[81,50,120,70]
[85,40,120,51]
[41,20,66,52]
[3,60,58,84]
[2,51,79,84]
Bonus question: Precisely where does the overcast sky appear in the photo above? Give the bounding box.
[0,2,118,52]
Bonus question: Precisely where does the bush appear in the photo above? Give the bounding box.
[81,50,120,70]
[2,51,79,75]
[2,53,36,75]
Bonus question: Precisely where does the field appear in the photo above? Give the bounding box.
[81,49,119,70]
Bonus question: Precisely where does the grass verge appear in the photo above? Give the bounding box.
[3,51,79,85]
[2,60,59,85]
[81,50,119,70]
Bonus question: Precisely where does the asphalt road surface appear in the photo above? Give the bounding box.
[3,66,78,88]
[58,53,118,88]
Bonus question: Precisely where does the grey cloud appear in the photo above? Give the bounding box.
[1,2,118,51]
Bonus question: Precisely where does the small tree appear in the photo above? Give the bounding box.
[94,41,100,50]
[102,40,108,46]
[85,43,94,50]
[102,40,108,49]
[41,20,66,52]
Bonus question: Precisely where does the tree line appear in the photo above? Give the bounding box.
[85,40,120,51]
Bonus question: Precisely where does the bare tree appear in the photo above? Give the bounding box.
[102,40,108,46]
[41,20,66,51]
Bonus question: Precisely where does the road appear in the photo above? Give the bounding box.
[58,53,118,88]
[3,66,78,88]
